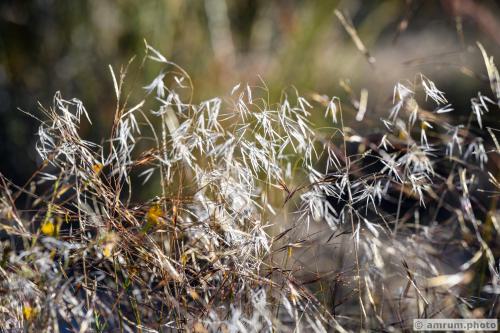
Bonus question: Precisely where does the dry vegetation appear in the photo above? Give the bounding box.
[0,41,499,332]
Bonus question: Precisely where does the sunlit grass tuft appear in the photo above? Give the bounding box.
[0,43,499,332]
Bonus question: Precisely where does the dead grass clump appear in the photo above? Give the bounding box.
[0,43,499,332]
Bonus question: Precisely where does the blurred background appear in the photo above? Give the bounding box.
[1,0,499,185]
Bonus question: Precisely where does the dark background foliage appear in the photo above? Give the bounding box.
[1,0,499,185]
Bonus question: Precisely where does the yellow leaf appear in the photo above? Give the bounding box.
[41,220,55,236]
[92,163,103,174]
[103,244,113,258]
[23,305,34,321]
[147,205,164,225]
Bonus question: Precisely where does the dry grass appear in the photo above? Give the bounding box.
[0,42,499,332]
